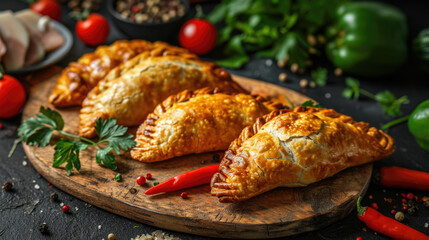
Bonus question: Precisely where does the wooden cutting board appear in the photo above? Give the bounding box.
[22,69,372,239]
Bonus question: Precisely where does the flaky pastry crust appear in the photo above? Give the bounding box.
[48,40,197,107]
[130,88,284,162]
[211,107,395,202]
[78,56,246,138]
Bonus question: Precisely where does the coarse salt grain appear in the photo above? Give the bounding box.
[98,225,102,230]
[60,202,64,207]
[34,184,40,190]
[265,59,273,66]
[22,161,27,166]
[75,207,79,211]
[425,223,429,228]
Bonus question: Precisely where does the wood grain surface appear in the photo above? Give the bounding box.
[22,69,372,239]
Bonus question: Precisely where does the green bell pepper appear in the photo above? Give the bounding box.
[326,2,408,77]
[408,99,429,152]
[413,28,429,74]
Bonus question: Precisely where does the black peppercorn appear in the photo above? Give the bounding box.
[407,207,416,215]
[39,222,49,234]
[424,200,429,208]
[2,181,13,191]
[212,153,220,162]
[50,193,58,201]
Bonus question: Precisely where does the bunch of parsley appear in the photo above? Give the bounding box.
[207,0,348,69]
[15,107,136,175]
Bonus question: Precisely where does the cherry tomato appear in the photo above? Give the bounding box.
[0,74,26,118]
[30,0,62,21]
[179,19,217,55]
[76,13,110,46]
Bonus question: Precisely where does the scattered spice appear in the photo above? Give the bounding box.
[299,79,308,88]
[356,237,362,240]
[407,193,414,200]
[277,60,286,68]
[130,188,137,194]
[278,73,287,82]
[407,207,416,215]
[212,153,220,162]
[2,181,13,191]
[137,176,146,186]
[395,211,405,221]
[309,81,316,88]
[402,205,408,211]
[368,195,373,199]
[362,227,367,232]
[200,160,206,164]
[391,209,396,215]
[371,203,379,210]
[115,173,122,182]
[424,200,429,208]
[132,230,180,240]
[291,63,299,73]
[383,197,393,203]
[180,192,188,199]
[108,233,115,240]
[39,222,49,234]
[62,205,70,213]
[425,223,429,228]
[402,198,407,203]
[50,192,58,201]
[0,123,3,129]
[334,68,343,76]
[115,0,185,24]
[146,173,152,180]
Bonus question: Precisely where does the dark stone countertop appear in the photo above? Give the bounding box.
[0,1,429,240]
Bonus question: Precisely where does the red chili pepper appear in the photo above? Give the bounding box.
[357,196,429,240]
[145,164,219,195]
[379,166,429,191]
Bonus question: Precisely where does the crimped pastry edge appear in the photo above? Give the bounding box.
[211,106,396,202]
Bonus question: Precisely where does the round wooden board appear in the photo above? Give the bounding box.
[22,71,372,239]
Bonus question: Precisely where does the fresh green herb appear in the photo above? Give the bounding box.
[115,173,122,182]
[342,78,408,117]
[301,100,324,108]
[207,0,349,69]
[382,115,410,130]
[311,67,328,86]
[153,182,160,186]
[15,107,136,175]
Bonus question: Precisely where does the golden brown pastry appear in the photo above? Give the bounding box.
[79,55,246,138]
[211,106,395,202]
[49,40,197,107]
[131,88,284,162]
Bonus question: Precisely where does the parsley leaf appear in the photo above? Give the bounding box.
[53,139,88,175]
[15,107,137,175]
[96,146,117,170]
[95,118,136,154]
[311,67,328,86]
[343,77,360,99]
[375,91,409,116]
[301,100,324,108]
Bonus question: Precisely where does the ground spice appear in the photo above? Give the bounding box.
[130,188,137,194]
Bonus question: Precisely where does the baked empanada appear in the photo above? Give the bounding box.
[211,107,395,202]
[79,56,246,138]
[131,88,284,162]
[49,40,197,107]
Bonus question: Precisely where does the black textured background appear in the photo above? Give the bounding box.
[1,1,429,239]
